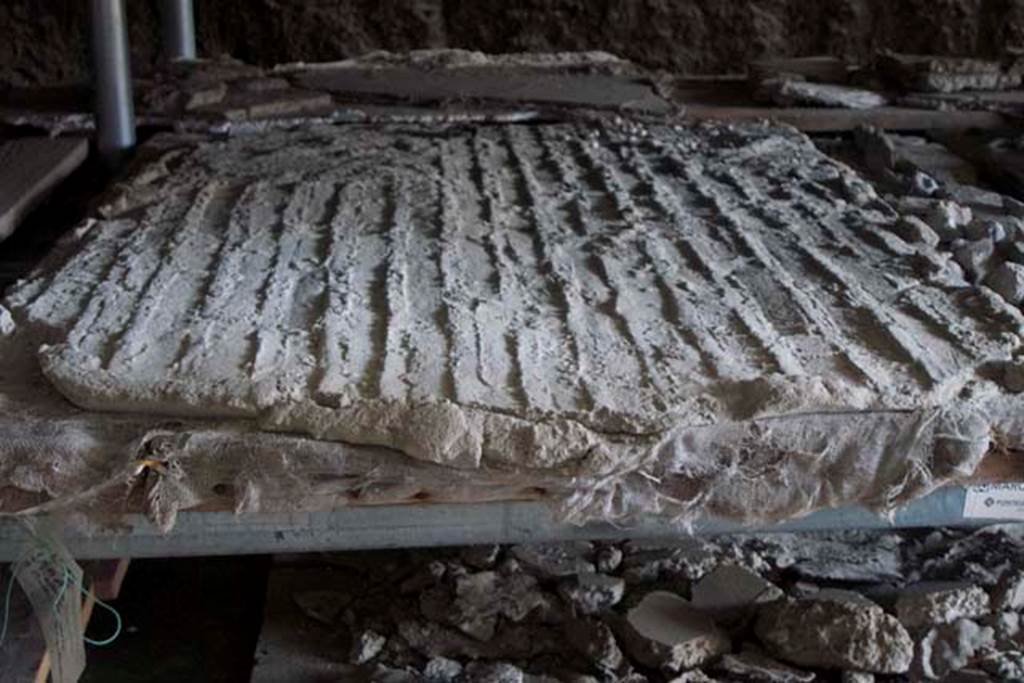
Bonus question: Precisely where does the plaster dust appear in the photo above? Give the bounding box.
[4,120,1024,523]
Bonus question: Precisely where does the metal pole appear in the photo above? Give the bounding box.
[90,0,135,166]
[159,0,197,60]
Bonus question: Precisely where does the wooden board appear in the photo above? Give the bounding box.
[0,137,88,243]
[0,572,47,683]
[683,104,1007,132]
[293,67,674,114]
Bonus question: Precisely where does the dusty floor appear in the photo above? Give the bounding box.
[4,1,1024,88]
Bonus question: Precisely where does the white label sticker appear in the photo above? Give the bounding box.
[963,483,1024,520]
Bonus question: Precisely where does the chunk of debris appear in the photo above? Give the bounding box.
[595,546,623,573]
[450,570,547,640]
[690,564,784,624]
[952,238,997,282]
[423,656,463,682]
[986,610,1021,645]
[840,673,875,683]
[992,569,1024,611]
[564,618,625,675]
[351,629,387,664]
[891,215,941,247]
[965,219,1008,243]
[621,539,720,583]
[878,51,1024,93]
[909,171,941,197]
[292,590,348,625]
[461,545,502,569]
[756,532,903,583]
[755,599,913,673]
[854,126,896,175]
[925,200,973,242]
[400,560,447,595]
[760,79,887,109]
[510,542,595,578]
[895,583,992,629]
[463,661,525,683]
[918,619,995,679]
[369,664,419,683]
[617,591,730,673]
[985,262,1024,305]
[980,650,1024,680]
[666,672,718,683]
[807,588,879,609]
[716,647,816,682]
[559,573,626,615]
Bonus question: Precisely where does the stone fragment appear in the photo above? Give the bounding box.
[986,610,1021,645]
[966,219,1008,242]
[617,591,730,673]
[716,648,816,682]
[1005,195,1024,217]
[559,573,625,615]
[400,560,447,594]
[666,673,718,683]
[564,618,625,674]
[909,171,941,197]
[918,618,995,679]
[449,570,547,640]
[461,545,501,569]
[464,661,525,683]
[292,590,348,625]
[1005,363,1024,393]
[854,126,895,175]
[985,262,1024,305]
[510,542,594,578]
[423,656,463,682]
[351,629,387,664]
[760,532,903,583]
[895,583,991,629]
[939,669,997,682]
[1003,239,1024,265]
[809,588,879,609]
[952,238,996,282]
[980,650,1024,680]
[840,673,874,683]
[755,599,913,673]
[892,215,940,247]
[621,539,720,583]
[690,564,783,623]
[926,200,973,241]
[762,79,887,109]
[0,306,14,336]
[595,546,623,573]
[992,568,1024,611]
[369,664,419,683]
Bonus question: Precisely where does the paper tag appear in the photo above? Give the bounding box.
[963,483,1024,520]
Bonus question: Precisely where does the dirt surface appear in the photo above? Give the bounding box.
[3,0,1024,88]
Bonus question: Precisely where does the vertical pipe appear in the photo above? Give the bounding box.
[90,0,135,166]
[160,0,197,60]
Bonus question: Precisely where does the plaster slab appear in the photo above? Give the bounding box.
[4,121,1024,522]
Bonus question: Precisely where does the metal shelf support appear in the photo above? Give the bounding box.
[90,0,136,166]
[159,0,197,60]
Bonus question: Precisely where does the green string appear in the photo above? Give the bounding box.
[0,562,123,648]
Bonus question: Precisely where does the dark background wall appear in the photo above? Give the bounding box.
[3,0,1023,88]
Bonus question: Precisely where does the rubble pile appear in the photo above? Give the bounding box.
[274,524,1024,681]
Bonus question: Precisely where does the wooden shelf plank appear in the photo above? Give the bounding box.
[0,137,88,242]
